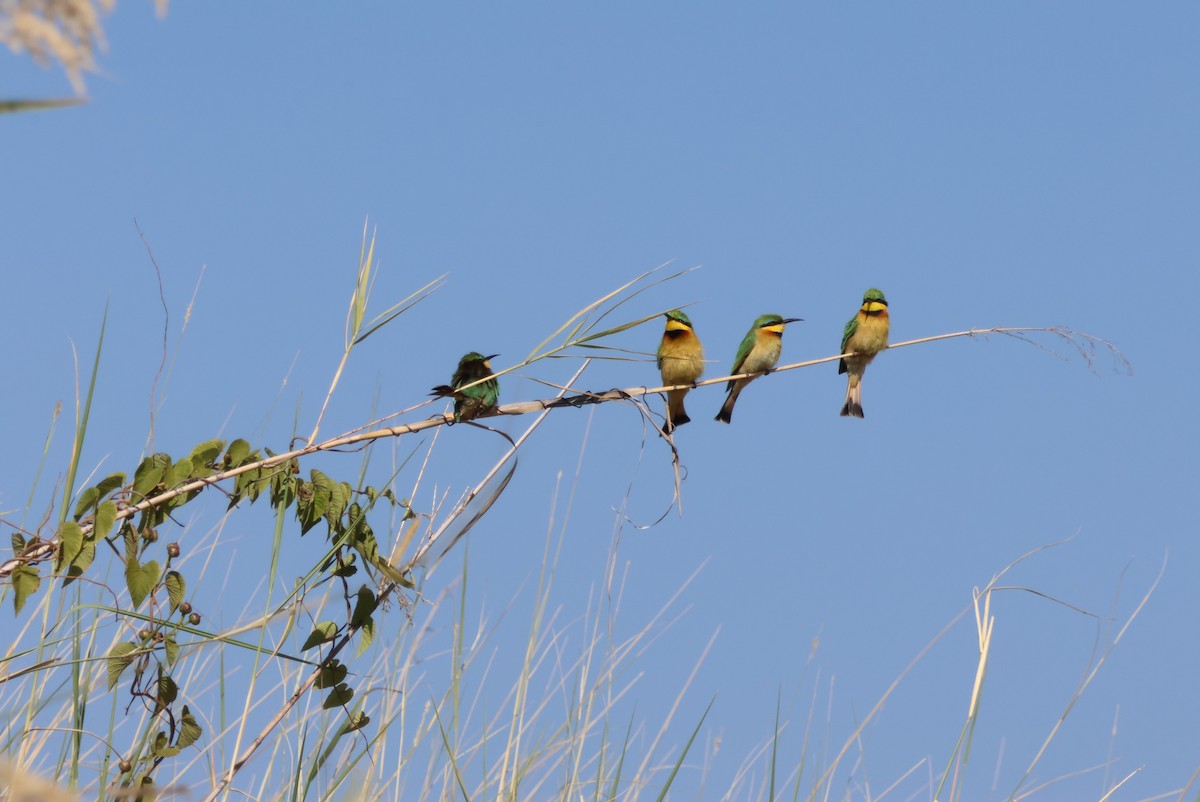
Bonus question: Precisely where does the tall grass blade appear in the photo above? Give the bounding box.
[654,696,715,802]
[60,304,107,527]
[0,98,87,114]
[431,698,472,802]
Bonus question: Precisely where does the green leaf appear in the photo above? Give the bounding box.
[165,571,186,612]
[155,674,178,711]
[270,465,297,508]
[94,500,117,539]
[164,634,179,666]
[152,730,179,757]
[166,457,193,489]
[351,528,379,565]
[57,521,83,570]
[356,617,375,657]
[71,468,123,520]
[187,440,224,477]
[350,586,377,627]
[341,710,370,734]
[12,564,40,613]
[296,476,328,535]
[72,486,99,521]
[178,705,202,750]
[133,454,169,498]
[323,477,350,526]
[365,485,397,505]
[11,532,26,553]
[224,439,251,468]
[231,466,269,506]
[107,642,138,689]
[314,660,348,689]
[301,621,338,651]
[308,468,332,501]
[121,523,139,560]
[125,558,160,607]
[137,507,165,531]
[332,554,358,578]
[372,556,414,588]
[64,536,96,586]
[95,471,127,499]
[310,468,333,493]
[322,683,354,709]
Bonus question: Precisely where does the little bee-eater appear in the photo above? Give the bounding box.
[839,288,889,418]
[431,352,500,423]
[715,314,802,424]
[657,309,705,433]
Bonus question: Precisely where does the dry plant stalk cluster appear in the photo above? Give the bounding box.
[1,0,166,93]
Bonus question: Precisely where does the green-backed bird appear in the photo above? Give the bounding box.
[431,352,500,423]
[657,309,705,433]
[715,314,802,424]
[839,288,890,418]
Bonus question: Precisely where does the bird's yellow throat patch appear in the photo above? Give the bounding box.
[861,301,888,314]
[760,323,787,335]
[665,319,693,333]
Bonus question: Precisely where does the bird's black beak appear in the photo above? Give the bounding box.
[782,318,804,324]
[484,354,500,361]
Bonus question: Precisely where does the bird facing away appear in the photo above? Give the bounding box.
[657,309,705,434]
[839,288,890,418]
[715,314,802,424]
[431,352,500,423]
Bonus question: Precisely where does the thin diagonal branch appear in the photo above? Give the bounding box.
[0,326,1123,579]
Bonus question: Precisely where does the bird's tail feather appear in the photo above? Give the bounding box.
[715,384,740,424]
[840,378,864,418]
[665,390,692,432]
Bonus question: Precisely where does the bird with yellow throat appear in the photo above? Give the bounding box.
[839,288,889,418]
[656,309,705,433]
[715,314,802,424]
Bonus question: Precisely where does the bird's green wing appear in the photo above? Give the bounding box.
[840,314,859,354]
[728,328,756,387]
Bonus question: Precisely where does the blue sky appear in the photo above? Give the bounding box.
[3,3,1198,799]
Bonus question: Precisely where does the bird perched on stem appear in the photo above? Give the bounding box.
[715,314,802,424]
[431,352,500,423]
[839,288,889,418]
[657,309,705,434]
